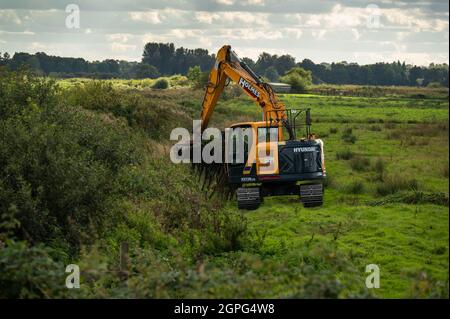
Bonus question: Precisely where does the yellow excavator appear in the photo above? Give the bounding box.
[196,45,326,209]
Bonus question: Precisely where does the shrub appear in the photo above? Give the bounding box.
[373,158,386,181]
[279,67,312,93]
[0,241,67,298]
[344,181,365,195]
[350,156,370,171]
[376,175,419,196]
[322,175,334,188]
[152,78,169,89]
[336,149,354,160]
[341,127,357,143]
[329,127,338,134]
[368,125,382,131]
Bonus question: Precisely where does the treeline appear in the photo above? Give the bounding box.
[1,42,448,87]
[0,52,144,79]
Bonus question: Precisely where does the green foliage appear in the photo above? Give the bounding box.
[376,175,419,196]
[349,156,371,171]
[152,78,169,89]
[341,127,357,144]
[64,81,184,139]
[0,69,448,299]
[373,158,386,181]
[336,149,354,160]
[135,64,160,79]
[0,240,67,298]
[344,180,365,194]
[187,65,208,89]
[279,67,312,93]
[370,191,448,206]
[264,66,280,82]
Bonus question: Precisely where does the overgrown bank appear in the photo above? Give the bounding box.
[0,69,448,298]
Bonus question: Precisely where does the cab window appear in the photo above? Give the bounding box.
[258,127,278,143]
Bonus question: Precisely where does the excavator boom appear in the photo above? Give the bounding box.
[200,45,286,132]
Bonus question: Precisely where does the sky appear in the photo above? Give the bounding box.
[0,0,448,66]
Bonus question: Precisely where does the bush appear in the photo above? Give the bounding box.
[350,156,371,171]
[344,181,365,194]
[341,127,357,144]
[376,175,419,196]
[152,78,169,89]
[373,158,386,180]
[0,105,143,254]
[336,149,354,160]
[329,127,338,134]
[0,241,67,298]
[65,81,183,140]
[0,71,145,254]
[279,67,312,93]
[187,66,209,89]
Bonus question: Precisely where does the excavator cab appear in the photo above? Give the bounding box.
[227,112,325,209]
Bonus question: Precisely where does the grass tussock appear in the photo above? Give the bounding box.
[350,156,371,171]
[344,180,365,195]
[376,175,419,196]
[370,191,449,206]
[336,149,354,160]
[341,127,357,144]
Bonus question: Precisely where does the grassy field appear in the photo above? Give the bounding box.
[218,91,449,298]
[1,72,448,298]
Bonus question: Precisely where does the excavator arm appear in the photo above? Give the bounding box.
[200,45,288,132]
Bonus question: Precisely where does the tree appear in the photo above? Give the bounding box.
[264,66,280,82]
[135,64,160,79]
[279,67,312,93]
[187,66,209,89]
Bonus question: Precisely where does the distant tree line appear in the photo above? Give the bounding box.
[1,42,448,87]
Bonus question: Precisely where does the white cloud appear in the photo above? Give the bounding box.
[215,0,265,5]
[195,11,269,27]
[312,29,327,40]
[129,11,161,24]
[111,42,137,53]
[108,33,134,43]
[0,2,447,65]
[351,28,361,40]
[0,9,22,25]
[30,42,46,50]
[284,28,303,39]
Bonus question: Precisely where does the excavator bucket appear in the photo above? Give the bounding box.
[188,138,236,200]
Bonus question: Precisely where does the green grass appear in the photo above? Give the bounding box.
[214,89,449,298]
[2,72,448,298]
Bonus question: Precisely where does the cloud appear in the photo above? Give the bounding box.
[129,11,161,23]
[30,42,46,50]
[107,33,134,43]
[110,42,136,52]
[0,9,22,25]
[215,0,265,6]
[0,1,447,65]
